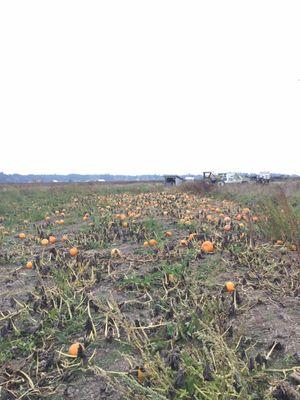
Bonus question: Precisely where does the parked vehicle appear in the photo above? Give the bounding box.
[221,173,249,184]
[257,172,271,184]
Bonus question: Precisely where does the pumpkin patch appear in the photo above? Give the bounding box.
[0,182,298,399]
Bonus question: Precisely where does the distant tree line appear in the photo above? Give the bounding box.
[0,172,165,184]
[0,172,298,184]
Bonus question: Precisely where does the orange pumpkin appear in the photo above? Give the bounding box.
[26,261,33,269]
[69,342,84,357]
[41,238,49,246]
[143,241,149,247]
[180,239,188,246]
[70,247,78,257]
[19,233,26,240]
[164,231,173,238]
[225,281,235,292]
[201,241,214,253]
[61,235,68,242]
[49,236,57,244]
[149,239,158,247]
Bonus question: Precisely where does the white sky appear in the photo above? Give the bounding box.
[0,1,299,175]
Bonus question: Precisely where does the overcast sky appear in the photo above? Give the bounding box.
[0,1,299,175]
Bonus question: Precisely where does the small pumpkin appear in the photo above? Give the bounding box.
[70,247,78,257]
[68,342,84,357]
[149,239,158,247]
[225,281,235,292]
[19,233,26,240]
[201,241,214,253]
[26,261,33,269]
[41,238,49,246]
[49,235,57,244]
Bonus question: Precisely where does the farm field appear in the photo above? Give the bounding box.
[0,182,299,400]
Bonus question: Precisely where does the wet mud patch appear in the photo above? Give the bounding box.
[232,296,300,364]
[54,373,123,400]
[0,264,37,312]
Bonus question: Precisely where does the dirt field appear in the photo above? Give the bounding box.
[0,183,299,399]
